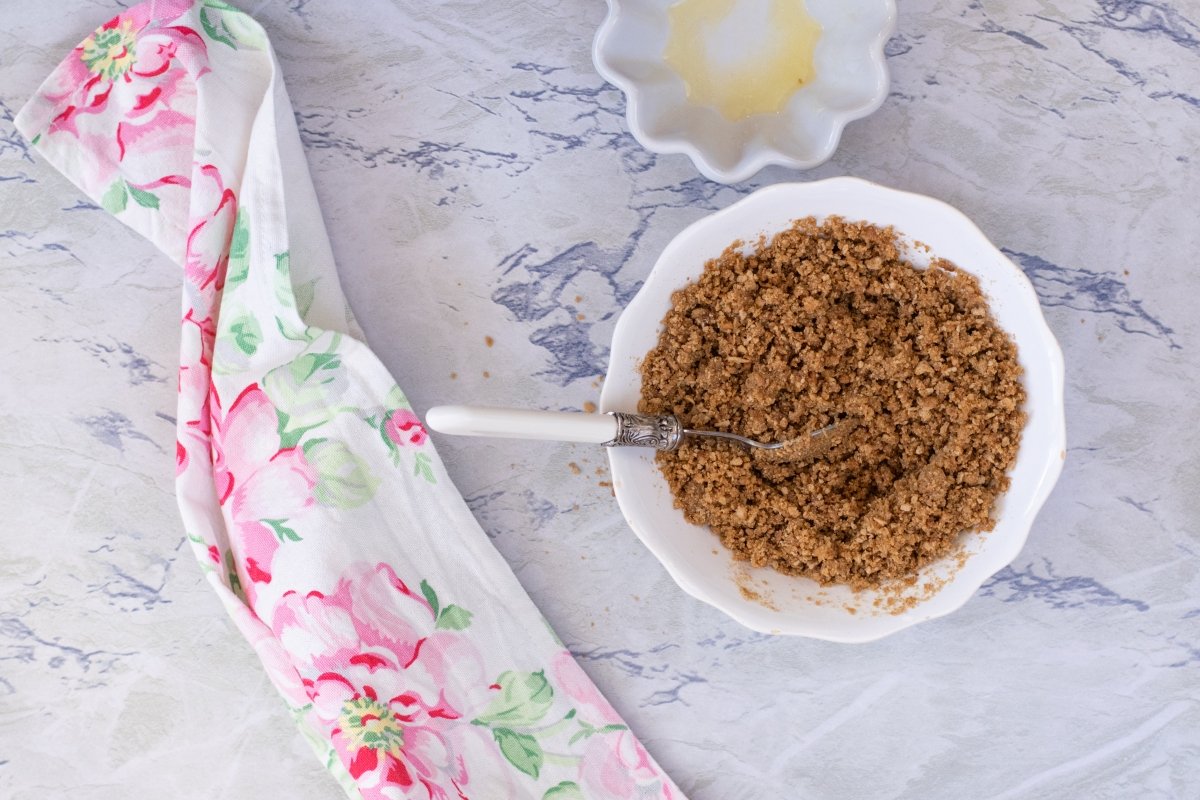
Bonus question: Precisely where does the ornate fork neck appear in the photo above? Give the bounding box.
[603,412,684,451]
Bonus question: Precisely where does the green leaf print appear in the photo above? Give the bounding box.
[201,0,268,50]
[275,315,316,343]
[492,728,543,779]
[419,579,440,617]
[435,605,473,631]
[227,315,263,355]
[418,580,472,629]
[543,782,585,800]
[305,438,379,509]
[263,518,302,542]
[275,409,312,451]
[127,185,160,209]
[474,671,554,728]
[413,452,437,484]
[200,6,237,48]
[101,180,128,213]
[226,208,250,287]
[294,277,318,318]
[384,385,410,409]
[291,351,339,383]
[263,348,348,432]
[224,550,245,603]
[568,720,628,746]
[274,252,296,309]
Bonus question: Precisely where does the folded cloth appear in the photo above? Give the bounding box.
[17,2,683,797]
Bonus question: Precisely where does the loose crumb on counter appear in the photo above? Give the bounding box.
[583,401,598,413]
[639,216,1025,589]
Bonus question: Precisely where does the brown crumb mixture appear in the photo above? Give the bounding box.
[639,217,1025,588]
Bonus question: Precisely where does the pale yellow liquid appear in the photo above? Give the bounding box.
[664,0,822,121]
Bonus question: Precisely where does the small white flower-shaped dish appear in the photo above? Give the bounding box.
[600,178,1066,642]
[593,0,897,183]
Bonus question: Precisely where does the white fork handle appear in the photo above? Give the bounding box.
[425,405,617,444]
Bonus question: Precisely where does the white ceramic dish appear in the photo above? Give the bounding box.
[600,178,1066,642]
[592,0,897,184]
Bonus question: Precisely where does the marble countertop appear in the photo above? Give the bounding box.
[2,1,1197,797]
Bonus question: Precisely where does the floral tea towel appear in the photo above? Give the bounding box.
[16,1,683,798]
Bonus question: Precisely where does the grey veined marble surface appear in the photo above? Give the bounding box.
[1,1,1198,797]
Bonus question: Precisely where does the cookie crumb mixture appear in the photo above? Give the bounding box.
[639,217,1026,588]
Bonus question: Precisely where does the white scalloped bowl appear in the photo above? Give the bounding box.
[593,0,897,183]
[600,178,1066,641]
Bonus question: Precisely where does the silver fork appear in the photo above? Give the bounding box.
[425,406,838,454]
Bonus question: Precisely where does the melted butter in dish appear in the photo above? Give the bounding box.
[665,0,822,121]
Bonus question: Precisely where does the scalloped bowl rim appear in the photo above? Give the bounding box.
[592,0,899,183]
[600,178,1066,642]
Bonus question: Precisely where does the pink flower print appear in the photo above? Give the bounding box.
[275,564,488,710]
[251,631,313,711]
[181,307,217,373]
[552,651,674,799]
[316,675,474,795]
[179,308,216,411]
[384,408,427,447]
[271,564,505,799]
[210,384,316,598]
[176,307,216,485]
[40,5,207,203]
[184,165,236,292]
[55,5,203,119]
[551,651,623,726]
[577,729,670,800]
